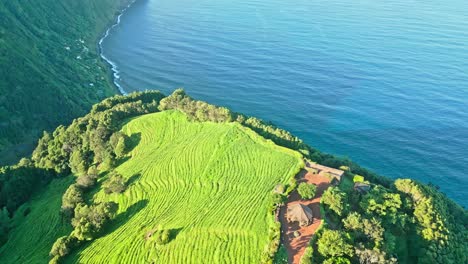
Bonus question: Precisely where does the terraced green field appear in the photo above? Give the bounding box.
[3,110,302,263]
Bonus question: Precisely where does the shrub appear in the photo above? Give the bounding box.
[102,173,127,194]
[71,202,118,241]
[49,236,76,258]
[76,174,97,190]
[322,187,348,216]
[297,183,317,200]
[61,184,84,217]
[353,175,365,183]
[317,230,354,258]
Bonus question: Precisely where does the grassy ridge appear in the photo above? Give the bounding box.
[0,0,130,164]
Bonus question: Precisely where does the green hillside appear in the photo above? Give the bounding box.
[1,110,303,263]
[0,0,129,164]
[0,91,465,264]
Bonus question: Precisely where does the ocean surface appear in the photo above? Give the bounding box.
[101,0,468,207]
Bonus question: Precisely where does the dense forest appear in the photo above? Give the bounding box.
[0,0,131,164]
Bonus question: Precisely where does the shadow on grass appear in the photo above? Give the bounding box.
[102,199,149,236]
[127,132,141,153]
[127,173,142,186]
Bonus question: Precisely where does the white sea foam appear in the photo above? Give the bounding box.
[98,0,137,95]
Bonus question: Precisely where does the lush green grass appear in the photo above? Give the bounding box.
[3,110,301,263]
[61,110,302,263]
[0,177,73,263]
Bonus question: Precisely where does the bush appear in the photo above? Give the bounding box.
[297,183,317,200]
[49,236,76,258]
[151,229,171,245]
[61,184,84,217]
[71,202,118,241]
[76,174,97,190]
[102,173,127,194]
[317,230,354,258]
[322,187,348,216]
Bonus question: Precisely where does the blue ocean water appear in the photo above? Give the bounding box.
[101,0,468,206]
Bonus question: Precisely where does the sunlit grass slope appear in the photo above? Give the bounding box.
[68,110,302,263]
[0,177,73,263]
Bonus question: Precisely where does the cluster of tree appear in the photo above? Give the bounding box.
[297,183,317,200]
[0,0,132,163]
[102,172,127,194]
[395,179,467,263]
[307,174,467,264]
[50,202,118,263]
[32,91,164,175]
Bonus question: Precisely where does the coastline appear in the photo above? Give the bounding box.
[98,0,138,95]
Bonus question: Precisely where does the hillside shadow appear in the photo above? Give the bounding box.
[127,173,142,186]
[103,199,149,236]
[126,132,141,152]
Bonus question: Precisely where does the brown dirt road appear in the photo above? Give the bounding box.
[279,169,331,264]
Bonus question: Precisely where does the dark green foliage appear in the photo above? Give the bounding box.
[297,183,317,200]
[61,184,84,217]
[273,244,288,264]
[159,89,234,123]
[394,179,467,264]
[32,91,165,175]
[322,187,349,216]
[75,174,97,190]
[0,0,132,164]
[102,173,127,194]
[0,162,55,212]
[323,257,351,264]
[0,207,10,245]
[49,235,76,258]
[71,202,118,241]
[317,230,354,258]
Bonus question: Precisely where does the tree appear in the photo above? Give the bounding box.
[76,174,97,190]
[71,202,118,241]
[102,173,127,194]
[50,236,75,257]
[323,257,351,264]
[69,150,89,175]
[114,137,127,158]
[343,212,362,231]
[0,207,10,244]
[61,184,84,217]
[322,187,348,216]
[297,183,317,200]
[317,230,354,258]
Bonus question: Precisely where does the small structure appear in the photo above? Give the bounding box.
[286,203,313,227]
[354,182,371,193]
[305,161,345,183]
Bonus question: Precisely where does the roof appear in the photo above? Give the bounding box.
[354,182,371,192]
[286,204,313,225]
[305,161,345,178]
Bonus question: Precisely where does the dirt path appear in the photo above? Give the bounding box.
[279,169,331,264]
